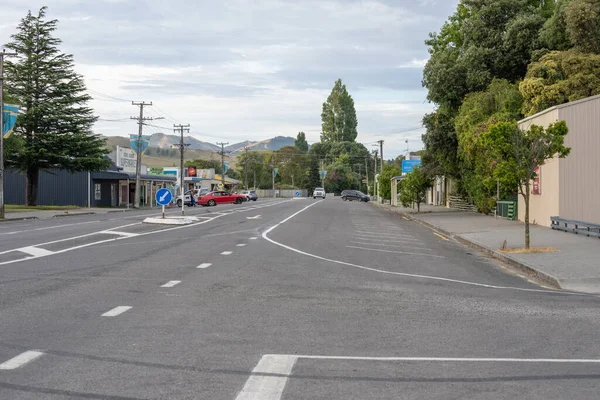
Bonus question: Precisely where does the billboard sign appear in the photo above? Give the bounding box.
[402,159,421,174]
[130,134,151,154]
[2,104,19,138]
[197,169,215,179]
[149,166,164,175]
[188,166,197,177]
[116,146,137,173]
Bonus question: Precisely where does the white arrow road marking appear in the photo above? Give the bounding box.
[246,215,262,220]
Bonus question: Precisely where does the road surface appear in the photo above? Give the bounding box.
[1,197,599,399]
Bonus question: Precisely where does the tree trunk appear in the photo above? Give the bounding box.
[26,167,39,206]
[417,201,420,213]
[524,183,530,249]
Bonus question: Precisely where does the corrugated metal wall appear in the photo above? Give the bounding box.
[558,97,600,224]
[4,169,89,206]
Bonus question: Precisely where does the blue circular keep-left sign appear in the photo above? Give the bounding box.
[295,191,301,197]
[156,188,173,206]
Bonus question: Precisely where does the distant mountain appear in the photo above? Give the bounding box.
[227,136,296,154]
[103,134,297,155]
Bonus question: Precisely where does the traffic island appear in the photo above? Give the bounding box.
[143,216,200,225]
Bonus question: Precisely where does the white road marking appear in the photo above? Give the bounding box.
[18,246,54,257]
[350,241,432,251]
[101,306,132,317]
[0,220,99,235]
[356,230,416,238]
[261,202,591,297]
[0,350,44,370]
[101,230,140,238]
[352,235,421,243]
[273,354,600,364]
[346,245,446,258]
[246,215,262,220]
[235,354,298,400]
[0,200,294,266]
[249,237,258,240]
[221,251,233,255]
[160,280,181,288]
[237,244,246,247]
[197,263,212,269]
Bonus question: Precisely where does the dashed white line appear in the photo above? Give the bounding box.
[235,354,298,400]
[249,237,258,240]
[0,350,44,370]
[160,280,181,288]
[221,251,233,255]
[237,244,246,247]
[101,306,132,317]
[197,263,212,269]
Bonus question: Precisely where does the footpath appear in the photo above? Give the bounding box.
[375,203,600,294]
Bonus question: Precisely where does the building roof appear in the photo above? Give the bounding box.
[124,172,177,181]
[518,94,600,125]
[213,174,240,184]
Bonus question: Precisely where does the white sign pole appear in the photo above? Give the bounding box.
[162,204,165,219]
[181,185,185,216]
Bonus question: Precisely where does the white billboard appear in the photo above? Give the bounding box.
[116,146,137,173]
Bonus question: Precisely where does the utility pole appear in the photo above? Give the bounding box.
[244,146,249,190]
[365,158,369,194]
[253,161,257,190]
[173,124,190,215]
[373,149,378,199]
[377,139,384,173]
[0,49,16,220]
[269,161,276,198]
[291,174,294,188]
[131,101,155,208]
[216,142,229,187]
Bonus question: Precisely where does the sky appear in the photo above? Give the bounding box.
[0,0,458,160]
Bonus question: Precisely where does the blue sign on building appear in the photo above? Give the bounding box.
[155,188,173,206]
[402,159,421,173]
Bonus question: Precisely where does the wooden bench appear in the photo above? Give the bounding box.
[550,217,600,238]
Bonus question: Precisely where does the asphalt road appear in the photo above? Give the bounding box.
[1,197,600,399]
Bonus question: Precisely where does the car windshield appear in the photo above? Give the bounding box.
[5,3,584,399]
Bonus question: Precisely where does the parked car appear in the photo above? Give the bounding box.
[341,190,370,202]
[242,190,258,201]
[313,187,326,199]
[175,188,210,207]
[198,191,247,206]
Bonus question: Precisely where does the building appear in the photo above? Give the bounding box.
[517,94,600,227]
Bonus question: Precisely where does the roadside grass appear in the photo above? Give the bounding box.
[499,247,558,254]
[5,205,80,212]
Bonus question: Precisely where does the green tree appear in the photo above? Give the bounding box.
[294,131,309,152]
[539,0,573,51]
[273,146,308,187]
[519,50,600,116]
[564,0,600,53]
[484,120,570,248]
[377,164,402,201]
[306,157,321,193]
[321,79,358,142]
[399,167,433,212]
[4,7,109,205]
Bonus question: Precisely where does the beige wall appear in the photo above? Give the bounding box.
[517,156,559,226]
[517,109,559,227]
[558,99,600,224]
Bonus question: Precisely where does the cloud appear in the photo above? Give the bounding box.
[0,0,459,155]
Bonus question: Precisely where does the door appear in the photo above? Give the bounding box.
[218,192,232,204]
[111,183,118,207]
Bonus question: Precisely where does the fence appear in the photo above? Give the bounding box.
[255,189,308,198]
[448,195,478,212]
[496,200,518,220]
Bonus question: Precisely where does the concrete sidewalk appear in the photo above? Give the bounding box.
[376,203,600,294]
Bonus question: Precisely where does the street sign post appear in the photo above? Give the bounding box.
[155,188,172,219]
[295,191,301,197]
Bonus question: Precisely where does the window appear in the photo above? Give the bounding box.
[94,183,101,200]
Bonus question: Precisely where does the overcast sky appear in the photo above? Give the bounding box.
[1,0,458,159]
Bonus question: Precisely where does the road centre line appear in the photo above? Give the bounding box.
[197,263,212,269]
[346,245,446,258]
[160,280,181,288]
[221,251,233,255]
[0,350,44,370]
[0,200,293,266]
[235,354,297,400]
[261,201,593,297]
[249,237,258,240]
[101,306,132,317]
[237,244,246,247]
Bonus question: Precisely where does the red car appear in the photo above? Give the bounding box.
[198,191,246,206]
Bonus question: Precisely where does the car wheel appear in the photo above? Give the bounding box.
[208,200,216,206]
[313,197,316,199]
[253,199,257,201]
[235,198,242,204]
[342,197,347,201]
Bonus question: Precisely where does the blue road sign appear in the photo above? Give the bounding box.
[130,134,151,154]
[274,168,279,176]
[224,161,230,172]
[3,104,19,138]
[319,170,327,179]
[295,191,301,197]
[402,159,421,173]
[155,188,173,206]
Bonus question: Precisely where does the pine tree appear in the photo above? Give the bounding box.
[4,7,109,205]
[320,79,358,142]
[294,131,309,152]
